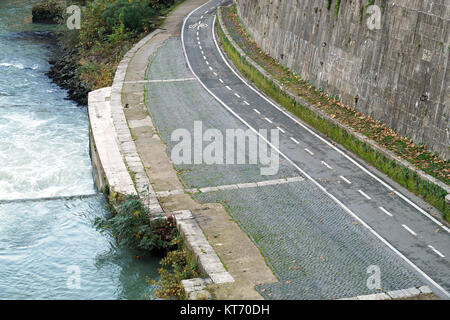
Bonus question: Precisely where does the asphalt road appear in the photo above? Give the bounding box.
[181,0,450,298]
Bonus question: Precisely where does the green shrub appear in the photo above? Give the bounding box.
[94,196,178,253]
[150,245,202,300]
[102,0,158,33]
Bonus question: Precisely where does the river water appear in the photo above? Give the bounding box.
[0,0,159,299]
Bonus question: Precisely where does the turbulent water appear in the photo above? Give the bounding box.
[0,0,159,299]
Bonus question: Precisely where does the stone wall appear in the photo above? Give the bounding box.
[235,0,450,159]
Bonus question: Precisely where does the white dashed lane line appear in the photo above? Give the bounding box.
[304,148,314,156]
[219,79,224,83]
[290,137,300,144]
[253,109,260,115]
[226,86,232,91]
[340,176,352,185]
[277,127,285,133]
[321,161,333,170]
[402,224,417,237]
[264,118,272,124]
[358,190,372,200]
[379,206,393,217]
[209,66,213,71]
[244,101,250,105]
[234,93,241,98]
[428,245,445,258]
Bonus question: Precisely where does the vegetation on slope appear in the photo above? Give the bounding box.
[38,0,182,104]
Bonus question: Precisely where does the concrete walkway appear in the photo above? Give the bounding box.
[119,0,277,300]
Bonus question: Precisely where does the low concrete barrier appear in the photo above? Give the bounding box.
[88,87,136,198]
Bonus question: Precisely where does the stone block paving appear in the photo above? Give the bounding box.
[194,181,423,300]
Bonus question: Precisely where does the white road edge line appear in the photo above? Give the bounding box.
[210,7,448,234]
[181,5,450,299]
[402,224,418,237]
[428,245,445,258]
[358,190,372,200]
[340,175,351,184]
[379,207,393,217]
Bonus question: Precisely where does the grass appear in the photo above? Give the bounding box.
[218,6,449,221]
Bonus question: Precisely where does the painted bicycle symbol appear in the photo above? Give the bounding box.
[189,22,208,30]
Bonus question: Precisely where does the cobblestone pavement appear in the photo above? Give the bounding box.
[145,38,425,299]
[195,183,421,300]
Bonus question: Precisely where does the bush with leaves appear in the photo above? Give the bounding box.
[102,0,158,33]
[150,244,202,300]
[95,196,178,253]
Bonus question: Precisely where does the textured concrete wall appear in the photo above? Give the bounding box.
[235,0,450,159]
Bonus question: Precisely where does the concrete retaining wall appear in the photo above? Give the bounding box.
[88,87,137,198]
[235,0,450,159]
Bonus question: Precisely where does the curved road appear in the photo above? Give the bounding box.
[181,0,450,298]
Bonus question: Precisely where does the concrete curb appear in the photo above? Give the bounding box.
[107,29,165,214]
[174,210,234,283]
[174,210,234,299]
[339,286,433,300]
[216,7,450,199]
